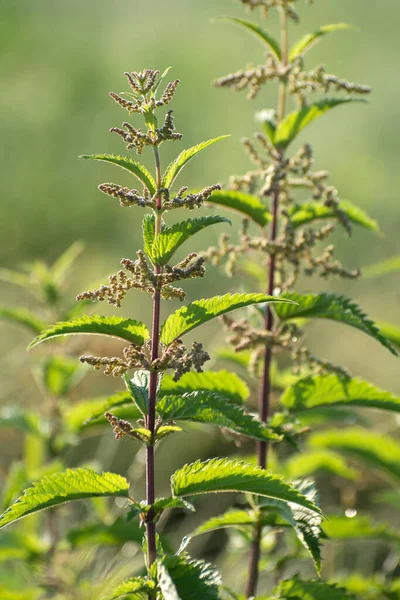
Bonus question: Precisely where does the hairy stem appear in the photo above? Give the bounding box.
[145,145,163,573]
[246,9,288,598]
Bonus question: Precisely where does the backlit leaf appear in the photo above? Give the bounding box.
[161,293,292,345]
[205,189,270,227]
[289,23,353,61]
[287,200,379,232]
[0,307,47,335]
[28,315,150,348]
[275,292,397,356]
[0,469,130,529]
[80,153,157,196]
[162,136,229,189]
[160,370,249,404]
[220,17,281,60]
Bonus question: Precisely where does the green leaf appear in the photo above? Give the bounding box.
[152,497,195,519]
[256,108,278,144]
[67,517,142,547]
[161,293,292,345]
[157,391,280,442]
[161,136,229,189]
[158,562,181,600]
[148,216,230,265]
[220,17,281,60]
[191,509,257,536]
[272,576,358,600]
[80,153,157,196]
[171,458,322,514]
[287,200,379,232]
[309,428,400,482]
[28,315,150,349]
[205,189,270,227]
[161,554,222,600]
[51,241,85,284]
[0,589,41,600]
[142,214,156,258]
[0,268,34,292]
[323,515,400,543]
[289,23,354,62]
[281,373,400,413]
[63,392,131,432]
[160,370,249,404]
[0,469,130,529]
[0,307,47,335]
[286,450,358,481]
[123,370,150,416]
[363,255,400,279]
[376,321,400,350]
[260,480,322,573]
[274,99,364,149]
[275,292,397,356]
[37,355,86,397]
[106,578,154,600]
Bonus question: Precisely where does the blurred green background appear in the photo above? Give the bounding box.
[0,0,399,592]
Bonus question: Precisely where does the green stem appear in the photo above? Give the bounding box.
[245,8,288,598]
[145,144,163,576]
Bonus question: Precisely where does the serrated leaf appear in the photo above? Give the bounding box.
[289,23,353,61]
[363,255,400,279]
[272,576,358,600]
[171,458,322,515]
[123,370,150,416]
[38,355,86,397]
[274,99,364,149]
[162,554,222,600]
[153,497,195,518]
[275,292,397,356]
[309,428,400,482]
[157,391,279,441]
[323,515,400,543]
[220,17,281,60]
[148,216,229,265]
[28,315,150,349]
[376,321,400,349]
[286,450,358,481]
[0,307,47,335]
[161,293,292,345]
[0,469,130,529]
[287,200,379,232]
[67,517,142,547]
[106,578,154,600]
[260,480,323,573]
[191,509,257,536]
[162,136,229,189]
[80,154,157,196]
[281,373,400,413]
[51,241,85,284]
[142,213,156,258]
[160,370,249,404]
[205,189,270,227]
[158,562,181,600]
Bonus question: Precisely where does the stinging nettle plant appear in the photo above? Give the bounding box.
[195,0,400,598]
[0,68,328,599]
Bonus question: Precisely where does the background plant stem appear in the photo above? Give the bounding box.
[246,9,288,598]
[145,145,163,572]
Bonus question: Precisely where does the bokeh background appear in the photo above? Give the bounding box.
[1,0,399,594]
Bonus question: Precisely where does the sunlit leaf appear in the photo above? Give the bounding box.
[80,153,157,196]
[363,255,400,279]
[28,315,150,348]
[287,200,379,232]
[323,515,400,543]
[286,450,358,481]
[171,458,322,514]
[274,99,365,149]
[0,469,130,529]
[289,23,353,61]
[205,189,270,227]
[272,576,358,600]
[162,136,229,189]
[51,241,85,284]
[220,17,281,60]
[161,554,221,600]
[275,292,397,356]
[0,307,47,335]
[161,293,293,345]
[281,373,400,413]
[160,370,249,404]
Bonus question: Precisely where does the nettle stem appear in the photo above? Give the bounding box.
[145,145,163,571]
[246,9,288,599]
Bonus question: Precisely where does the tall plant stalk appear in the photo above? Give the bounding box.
[248,8,289,596]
